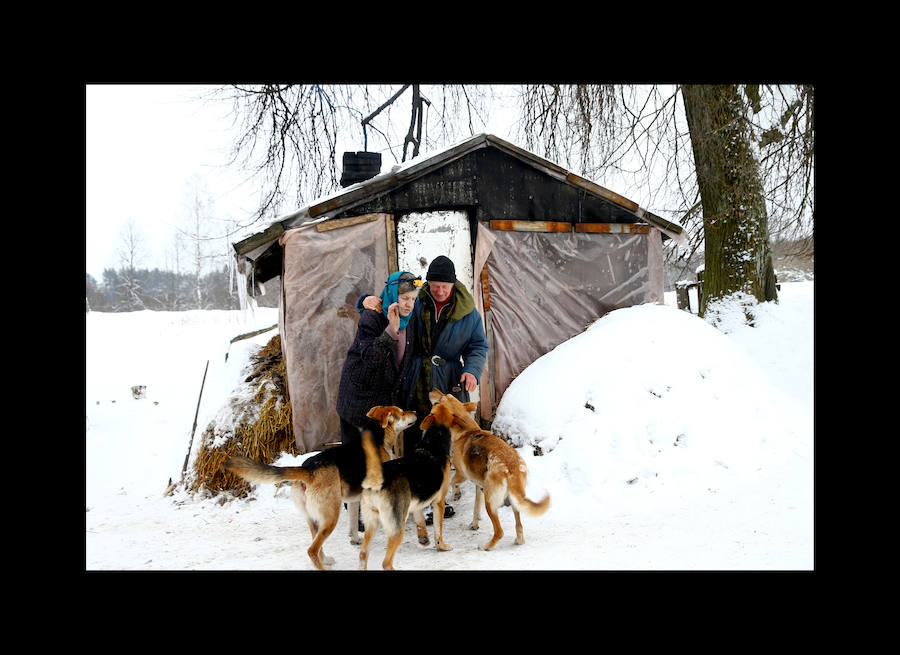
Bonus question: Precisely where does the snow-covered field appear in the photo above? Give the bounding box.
[85,282,813,571]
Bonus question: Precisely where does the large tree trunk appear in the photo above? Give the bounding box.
[682,84,778,317]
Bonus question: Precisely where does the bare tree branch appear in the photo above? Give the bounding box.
[213,84,493,234]
[518,83,814,265]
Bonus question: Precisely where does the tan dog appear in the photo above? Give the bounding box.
[224,406,415,570]
[427,390,550,550]
[357,417,453,570]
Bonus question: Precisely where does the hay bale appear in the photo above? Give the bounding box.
[186,334,299,496]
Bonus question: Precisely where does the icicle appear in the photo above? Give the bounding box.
[234,257,258,314]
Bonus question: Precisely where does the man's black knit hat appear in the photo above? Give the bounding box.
[426,255,456,283]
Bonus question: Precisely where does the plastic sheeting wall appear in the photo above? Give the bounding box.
[476,224,663,417]
[278,216,391,453]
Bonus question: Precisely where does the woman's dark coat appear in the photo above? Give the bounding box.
[336,308,418,427]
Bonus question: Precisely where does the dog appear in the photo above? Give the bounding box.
[427,390,550,551]
[223,405,416,570]
[357,418,453,570]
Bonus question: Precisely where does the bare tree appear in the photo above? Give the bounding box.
[161,230,186,310]
[518,83,814,316]
[177,181,223,310]
[115,218,148,311]
[744,84,814,253]
[518,84,622,176]
[518,84,703,269]
[207,84,493,230]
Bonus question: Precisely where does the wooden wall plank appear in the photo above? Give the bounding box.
[488,220,572,232]
[315,213,382,232]
[574,223,650,234]
[486,220,651,235]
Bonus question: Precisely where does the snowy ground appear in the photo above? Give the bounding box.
[85,282,814,571]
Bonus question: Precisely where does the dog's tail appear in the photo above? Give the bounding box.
[507,465,550,517]
[361,429,384,490]
[224,456,313,486]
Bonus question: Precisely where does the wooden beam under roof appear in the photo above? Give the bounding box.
[565,172,640,213]
[232,222,286,257]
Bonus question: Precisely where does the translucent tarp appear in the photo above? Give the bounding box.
[474,223,663,418]
[278,215,391,452]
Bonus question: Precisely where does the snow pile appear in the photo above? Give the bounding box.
[493,294,810,509]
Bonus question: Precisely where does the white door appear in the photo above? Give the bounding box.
[396,210,473,293]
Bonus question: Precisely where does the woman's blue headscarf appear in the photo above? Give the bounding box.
[379,271,417,330]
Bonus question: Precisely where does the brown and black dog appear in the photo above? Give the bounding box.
[427,390,550,550]
[357,417,453,570]
[224,405,416,570]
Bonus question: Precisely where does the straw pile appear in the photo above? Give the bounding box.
[186,334,299,496]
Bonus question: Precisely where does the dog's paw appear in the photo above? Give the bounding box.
[418,535,430,546]
[322,555,336,565]
[451,490,462,502]
[311,557,333,571]
[349,535,362,545]
[478,542,495,551]
[468,521,480,531]
[436,542,452,552]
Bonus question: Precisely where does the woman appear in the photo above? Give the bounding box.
[336,270,423,446]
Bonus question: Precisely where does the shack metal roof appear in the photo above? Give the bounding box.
[233,133,686,265]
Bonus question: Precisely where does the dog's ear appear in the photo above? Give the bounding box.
[429,389,444,405]
[420,414,434,431]
[366,406,391,427]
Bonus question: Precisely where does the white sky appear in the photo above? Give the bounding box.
[85,84,259,280]
[84,84,533,282]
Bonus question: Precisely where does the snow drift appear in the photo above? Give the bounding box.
[492,301,809,512]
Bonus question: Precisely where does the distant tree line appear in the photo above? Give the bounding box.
[86,265,242,312]
[89,181,288,313]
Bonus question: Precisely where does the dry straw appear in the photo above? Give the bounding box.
[187,335,299,496]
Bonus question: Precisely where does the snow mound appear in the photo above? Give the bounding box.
[492,301,792,501]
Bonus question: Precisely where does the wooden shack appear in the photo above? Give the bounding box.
[233,133,685,452]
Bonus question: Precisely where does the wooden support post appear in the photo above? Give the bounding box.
[482,309,496,427]
[696,270,704,312]
[384,214,398,274]
[480,261,495,426]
